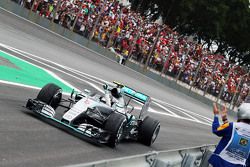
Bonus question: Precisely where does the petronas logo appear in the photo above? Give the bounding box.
[0,56,20,70]
[239,138,248,146]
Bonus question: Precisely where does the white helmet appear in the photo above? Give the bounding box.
[237,103,250,120]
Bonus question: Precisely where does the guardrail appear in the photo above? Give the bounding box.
[63,145,215,167]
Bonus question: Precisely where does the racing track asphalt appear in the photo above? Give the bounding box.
[0,8,224,167]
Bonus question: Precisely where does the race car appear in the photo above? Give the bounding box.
[25,82,160,147]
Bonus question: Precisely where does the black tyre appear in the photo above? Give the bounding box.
[104,112,126,148]
[37,83,62,109]
[138,116,160,146]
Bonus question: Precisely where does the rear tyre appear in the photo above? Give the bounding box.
[37,83,62,109]
[104,112,126,148]
[138,116,160,146]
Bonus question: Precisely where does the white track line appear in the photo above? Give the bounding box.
[0,80,41,90]
[63,66,111,85]
[134,106,210,125]
[152,101,179,117]
[153,98,213,123]
[0,43,108,86]
[164,102,213,123]
[0,49,76,91]
[0,80,71,95]
[134,100,206,125]
[153,101,202,123]
[150,110,211,126]
[0,47,103,93]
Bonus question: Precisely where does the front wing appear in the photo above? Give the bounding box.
[25,99,110,145]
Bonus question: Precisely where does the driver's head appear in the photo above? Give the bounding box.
[111,88,121,98]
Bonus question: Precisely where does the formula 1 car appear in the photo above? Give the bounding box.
[26,82,160,147]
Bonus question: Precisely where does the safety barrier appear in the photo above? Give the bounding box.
[63,145,215,167]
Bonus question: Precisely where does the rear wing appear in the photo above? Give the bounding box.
[113,81,151,118]
[121,86,151,104]
[112,81,150,104]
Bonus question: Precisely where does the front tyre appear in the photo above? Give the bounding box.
[104,112,126,148]
[36,83,62,109]
[138,116,160,146]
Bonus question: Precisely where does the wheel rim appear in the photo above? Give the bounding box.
[50,90,62,109]
[151,124,160,144]
[114,120,125,146]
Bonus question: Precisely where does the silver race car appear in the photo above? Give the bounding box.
[26,82,160,147]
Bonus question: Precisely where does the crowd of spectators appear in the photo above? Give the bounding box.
[15,0,250,107]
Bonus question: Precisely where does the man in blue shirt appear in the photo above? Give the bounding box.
[209,102,250,167]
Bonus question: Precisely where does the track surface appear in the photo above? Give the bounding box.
[0,8,226,167]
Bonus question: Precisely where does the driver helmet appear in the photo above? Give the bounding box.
[237,102,250,120]
[111,88,121,99]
